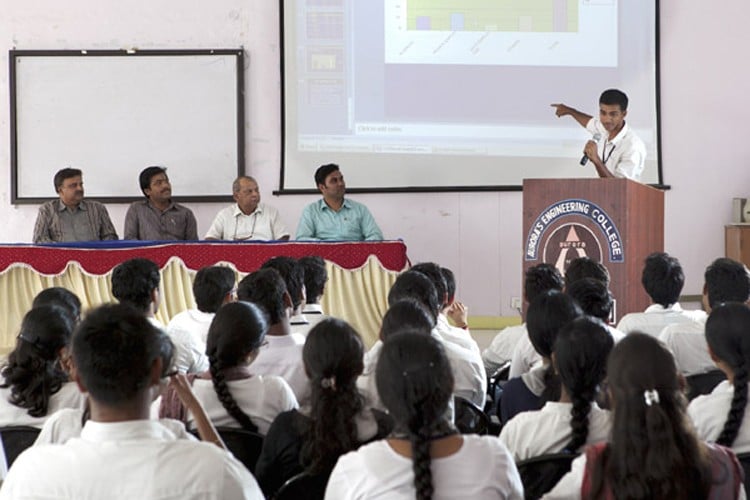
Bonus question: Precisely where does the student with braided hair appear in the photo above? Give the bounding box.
[500,316,613,461]
[326,333,523,499]
[689,302,750,453]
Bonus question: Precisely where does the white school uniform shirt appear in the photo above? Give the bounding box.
[483,323,527,373]
[436,313,481,355]
[509,332,543,379]
[189,375,298,435]
[301,303,328,332]
[431,328,487,408]
[1,420,263,500]
[658,315,714,375]
[585,118,646,181]
[325,435,523,500]
[204,202,290,241]
[0,382,86,428]
[289,313,312,337]
[357,340,385,412]
[617,303,706,337]
[689,380,750,454]
[499,401,611,462]
[247,333,309,403]
[167,308,215,346]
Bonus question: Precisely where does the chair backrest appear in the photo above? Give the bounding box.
[274,470,332,500]
[735,452,750,495]
[0,426,41,468]
[454,396,489,435]
[516,452,578,500]
[685,370,726,401]
[213,426,264,472]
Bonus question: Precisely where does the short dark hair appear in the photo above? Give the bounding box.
[599,88,628,112]
[565,257,610,289]
[53,168,82,192]
[73,303,172,406]
[314,163,340,186]
[193,266,236,313]
[299,256,328,304]
[705,258,750,309]
[261,256,305,310]
[138,166,167,197]
[440,267,456,304]
[111,258,161,312]
[566,277,614,321]
[411,262,448,308]
[381,299,435,341]
[32,287,82,324]
[641,253,684,308]
[237,268,288,325]
[387,271,440,321]
[525,263,565,303]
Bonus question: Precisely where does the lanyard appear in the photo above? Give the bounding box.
[601,142,616,165]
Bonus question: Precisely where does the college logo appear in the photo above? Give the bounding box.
[543,224,602,275]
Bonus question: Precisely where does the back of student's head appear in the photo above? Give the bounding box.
[410,262,448,308]
[111,258,160,312]
[525,263,565,303]
[564,257,610,289]
[31,287,82,324]
[73,303,171,407]
[527,290,583,359]
[641,252,684,308]
[302,318,365,473]
[1,305,74,417]
[440,267,456,304]
[376,333,454,500]
[704,257,750,309]
[206,301,268,432]
[261,256,305,311]
[591,333,711,499]
[299,255,327,304]
[554,316,613,452]
[705,302,750,447]
[380,299,435,341]
[193,266,235,313]
[566,277,614,321]
[237,268,288,325]
[387,271,440,322]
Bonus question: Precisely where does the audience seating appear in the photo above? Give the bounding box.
[736,452,750,495]
[191,426,264,472]
[454,396,489,435]
[685,370,726,401]
[516,451,578,500]
[0,426,41,467]
[274,469,332,500]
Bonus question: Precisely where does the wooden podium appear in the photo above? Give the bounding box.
[522,178,664,321]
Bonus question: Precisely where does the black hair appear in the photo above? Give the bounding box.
[566,277,614,321]
[376,333,454,500]
[138,166,167,197]
[301,318,365,473]
[705,302,750,447]
[440,267,456,304]
[589,333,711,499]
[111,258,160,313]
[525,263,565,303]
[261,256,305,311]
[641,252,684,308]
[314,163,340,186]
[564,257,610,289]
[388,271,440,322]
[381,299,435,341]
[704,257,750,309]
[237,268,288,325]
[72,303,172,406]
[599,88,629,112]
[53,168,82,192]
[554,317,613,452]
[410,262,449,308]
[32,287,82,324]
[0,306,73,417]
[193,266,235,313]
[206,301,268,433]
[299,256,328,304]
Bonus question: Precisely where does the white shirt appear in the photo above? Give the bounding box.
[585,118,647,181]
[483,323,527,373]
[167,308,215,346]
[689,380,750,454]
[508,331,543,379]
[658,316,714,375]
[189,375,298,435]
[301,303,327,332]
[248,333,308,403]
[0,382,86,428]
[433,329,487,408]
[1,420,263,500]
[205,203,289,241]
[499,401,611,461]
[325,435,523,500]
[436,313,481,355]
[617,303,706,338]
[289,313,312,337]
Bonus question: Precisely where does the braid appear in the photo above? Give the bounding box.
[566,391,593,452]
[717,363,748,447]
[208,353,258,433]
[410,417,438,500]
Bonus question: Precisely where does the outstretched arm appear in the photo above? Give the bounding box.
[551,103,592,128]
[168,373,227,451]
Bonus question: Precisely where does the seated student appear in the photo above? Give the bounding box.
[566,277,625,342]
[237,268,307,402]
[299,255,329,330]
[660,257,750,376]
[262,256,311,336]
[689,302,750,453]
[0,306,86,428]
[255,318,386,497]
[500,291,583,424]
[0,304,263,500]
[326,333,524,499]
[564,256,611,290]
[31,287,82,324]
[546,333,744,499]
[161,301,298,435]
[617,252,706,336]
[500,317,613,461]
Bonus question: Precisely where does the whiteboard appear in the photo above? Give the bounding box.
[10,49,244,203]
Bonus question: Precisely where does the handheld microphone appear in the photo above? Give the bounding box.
[580,133,602,166]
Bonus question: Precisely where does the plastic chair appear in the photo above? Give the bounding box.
[454,396,490,435]
[274,470,332,500]
[516,452,578,500]
[0,426,41,467]
[685,370,726,401]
